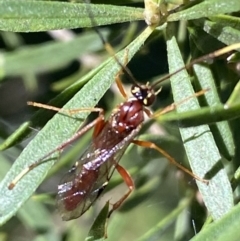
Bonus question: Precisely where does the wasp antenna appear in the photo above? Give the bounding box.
[84,0,139,86]
[155,86,162,96]
[151,65,187,88]
[85,0,138,85]
[152,43,240,88]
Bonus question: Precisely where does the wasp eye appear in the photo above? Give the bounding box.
[131,84,156,106]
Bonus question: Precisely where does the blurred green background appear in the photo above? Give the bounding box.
[1,1,240,241]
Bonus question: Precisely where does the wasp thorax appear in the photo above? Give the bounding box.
[131,84,156,106]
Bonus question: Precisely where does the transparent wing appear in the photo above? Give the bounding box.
[57,124,141,221]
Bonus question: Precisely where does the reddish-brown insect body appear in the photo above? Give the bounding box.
[54,71,210,220]
[57,84,154,220]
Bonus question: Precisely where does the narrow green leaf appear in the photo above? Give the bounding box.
[188,26,225,57]
[0,122,30,151]
[166,26,233,220]
[0,26,154,225]
[0,1,144,32]
[198,19,240,46]
[2,31,108,77]
[209,15,240,31]
[168,0,240,22]
[159,103,240,126]
[232,165,240,190]
[0,151,53,230]
[86,202,109,241]
[193,63,235,159]
[190,203,240,241]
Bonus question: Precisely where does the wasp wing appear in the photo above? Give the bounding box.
[57,123,141,221]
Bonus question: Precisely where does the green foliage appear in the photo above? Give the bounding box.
[0,0,240,240]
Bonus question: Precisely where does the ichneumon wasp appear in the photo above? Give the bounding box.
[0,0,239,239]
[7,43,211,220]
